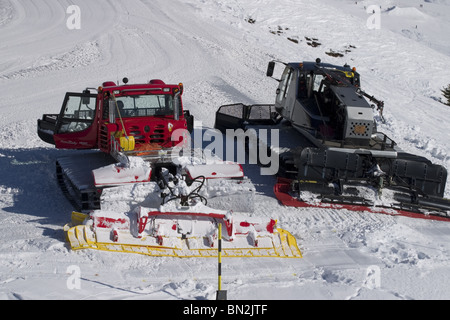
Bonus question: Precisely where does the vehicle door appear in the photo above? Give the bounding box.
[53,92,99,149]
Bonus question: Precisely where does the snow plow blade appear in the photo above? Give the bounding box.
[274,178,450,222]
[64,206,302,259]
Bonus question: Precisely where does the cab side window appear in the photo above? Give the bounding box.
[58,94,96,133]
[277,67,293,103]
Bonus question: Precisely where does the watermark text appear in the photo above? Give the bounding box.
[66,5,81,30]
[171,121,280,176]
[66,265,81,290]
[366,5,381,30]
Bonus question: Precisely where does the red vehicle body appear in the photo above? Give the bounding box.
[38,79,193,154]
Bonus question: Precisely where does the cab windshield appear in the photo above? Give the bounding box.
[115,94,176,117]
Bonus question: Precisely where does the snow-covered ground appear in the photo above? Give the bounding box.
[0,0,449,301]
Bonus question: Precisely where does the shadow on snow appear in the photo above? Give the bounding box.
[0,147,76,226]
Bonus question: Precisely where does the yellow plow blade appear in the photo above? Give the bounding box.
[65,225,302,259]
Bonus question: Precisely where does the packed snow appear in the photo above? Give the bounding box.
[0,0,450,301]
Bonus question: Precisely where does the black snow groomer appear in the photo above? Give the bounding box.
[215,59,450,222]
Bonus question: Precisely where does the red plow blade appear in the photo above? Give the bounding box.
[274,178,450,222]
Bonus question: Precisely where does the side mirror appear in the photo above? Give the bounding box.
[109,100,116,123]
[266,61,275,77]
[82,90,91,105]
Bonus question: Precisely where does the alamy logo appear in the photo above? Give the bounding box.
[171,121,280,176]
[366,5,381,30]
[66,5,81,30]
[66,265,81,290]
[364,265,381,289]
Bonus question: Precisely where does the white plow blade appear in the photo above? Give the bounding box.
[201,178,255,213]
[184,162,254,213]
[184,162,244,179]
[93,157,152,187]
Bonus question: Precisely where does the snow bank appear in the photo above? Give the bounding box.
[387,6,429,19]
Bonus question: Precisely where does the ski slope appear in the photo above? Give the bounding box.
[0,0,450,300]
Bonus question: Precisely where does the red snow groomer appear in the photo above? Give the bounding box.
[38,78,301,258]
[38,78,196,211]
[39,79,192,154]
